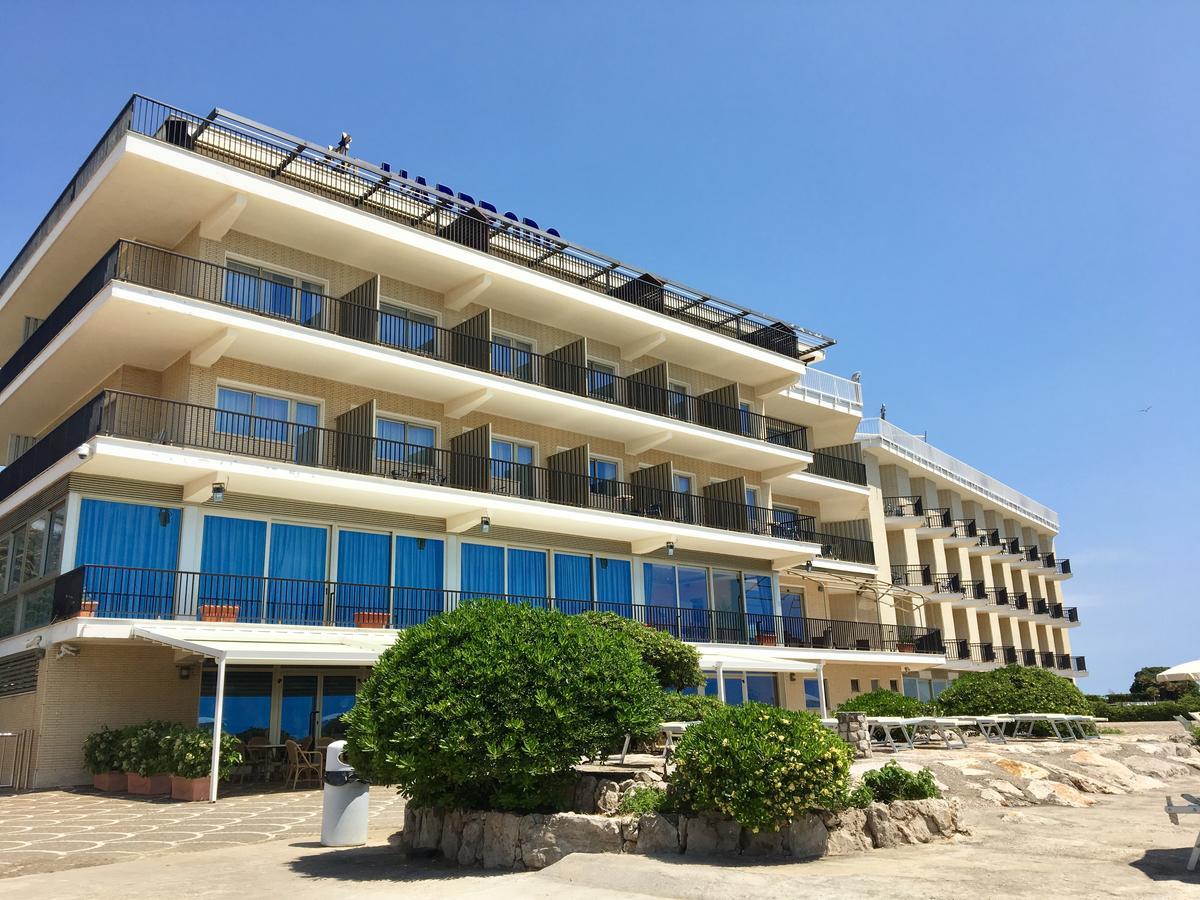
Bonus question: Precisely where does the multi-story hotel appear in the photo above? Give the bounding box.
[0,96,1083,789]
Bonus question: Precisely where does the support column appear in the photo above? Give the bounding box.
[208,655,227,803]
[817,663,828,718]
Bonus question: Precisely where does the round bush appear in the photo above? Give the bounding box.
[82,725,134,775]
[120,721,180,776]
[166,726,242,779]
[658,692,726,723]
[836,689,931,718]
[671,703,854,832]
[580,612,704,690]
[935,665,1090,716]
[344,600,662,812]
[860,761,941,804]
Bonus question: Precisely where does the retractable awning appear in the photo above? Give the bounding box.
[130,624,398,666]
[697,651,819,674]
[1158,660,1200,683]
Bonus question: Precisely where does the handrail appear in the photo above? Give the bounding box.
[3,240,812,453]
[922,508,952,529]
[807,450,867,486]
[976,528,1000,547]
[883,496,923,517]
[951,519,977,538]
[890,564,931,587]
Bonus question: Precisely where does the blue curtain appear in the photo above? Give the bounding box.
[507,549,548,606]
[642,563,678,633]
[596,557,632,618]
[394,536,444,627]
[267,524,327,625]
[460,543,505,598]
[554,553,592,615]
[76,500,181,618]
[678,566,710,642]
[199,516,267,620]
[335,530,391,627]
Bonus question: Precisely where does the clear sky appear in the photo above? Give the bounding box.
[1,2,1195,693]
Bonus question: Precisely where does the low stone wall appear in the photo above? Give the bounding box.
[397,799,967,870]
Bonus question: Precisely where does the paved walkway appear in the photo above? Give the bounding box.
[0,785,406,879]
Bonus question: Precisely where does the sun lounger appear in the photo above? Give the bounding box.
[1010,713,1077,742]
[866,717,914,751]
[1165,793,1200,871]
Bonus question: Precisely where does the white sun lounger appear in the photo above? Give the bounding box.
[1010,713,1078,742]
[943,715,1010,744]
[1165,793,1200,871]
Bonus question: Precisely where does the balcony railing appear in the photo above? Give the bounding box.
[1001,646,1019,665]
[983,587,1009,607]
[1041,552,1056,569]
[976,528,1001,548]
[923,508,952,529]
[968,642,997,664]
[1065,606,1079,623]
[0,95,834,361]
[1022,546,1041,563]
[1030,598,1049,615]
[2,241,812,454]
[1048,603,1064,619]
[1056,653,1073,670]
[1011,592,1029,610]
[999,537,1021,555]
[0,391,874,564]
[931,573,962,594]
[807,450,867,486]
[1022,649,1037,666]
[1040,651,1056,669]
[33,565,942,653]
[960,579,986,600]
[951,519,977,539]
[1055,558,1072,575]
[884,496,923,517]
[891,564,932,587]
[1073,655,1087,672]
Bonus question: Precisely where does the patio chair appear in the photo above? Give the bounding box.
[243,735,274,782]
[284,739,322,789]
[1165,793,1200,872]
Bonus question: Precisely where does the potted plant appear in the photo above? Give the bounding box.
[82,726,130,791]
[354,611,389,628]
[896,641,916,653]
[754,631,778,646]
[199,604,239,623]
[79,599,99,618]
[122,721,178,795]
[167,726,243,801]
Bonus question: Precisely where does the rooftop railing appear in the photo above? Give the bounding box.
[22,565,943,653]
[788,367,863,412]
[0,95,835,362]
[3,240,813,454]
[884,496,923,518]
[0,391,873,564]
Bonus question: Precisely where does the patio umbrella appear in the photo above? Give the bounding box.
[1157,660,1200,683]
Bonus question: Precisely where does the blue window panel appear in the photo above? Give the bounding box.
[781,591,806,645]
[223,263,260,311]
[460,543,505,598]
[263,273,295,317]
[703,676,719,698]
[198,670,272,739]
[595,557,632,618]
[723,676,746,706]
[300,286,323,327]
[394,536,444,627]
[279,674,318,743]
[745,574,774,642]
[553,553,592,615]
[642,563,678,634]
[293,402,320,466]
[508,548,548,605]
[678,566,710,642]
[254,394,290,442]
[76,500,181,618]
[335,531,391,627]
[216,387,253,436]
[803,678,823,710]
[747,674,778,706]
[199,516,267,621]
[267,524,327,626]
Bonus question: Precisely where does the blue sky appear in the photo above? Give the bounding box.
[1,2,1195,692]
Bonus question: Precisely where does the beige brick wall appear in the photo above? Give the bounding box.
[32,643,201,788]
[0,686,38,733]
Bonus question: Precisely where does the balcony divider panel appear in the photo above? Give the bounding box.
[697,383,742,436]
[337,276,379,343]
[547,444,589,507]
[630,462,673,521]
[334,400,376,474]
[607,272,665,313]
[437,206,491,253]
[703,476,747,533]
[448,423,492,491]
[546,338,588,395]
[450,310,491,371]
[627,362,669,417]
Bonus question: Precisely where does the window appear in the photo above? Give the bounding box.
[587,361,617,401]
[589,457,620,499]
[890,679,899,692]
[199,670,273,741]
[554,552,593,612]
[596,557,632,616]
[379,302,437,353]
[739,400,754,436]
[459,542,548,601]
[216,387,319,445]
[224,260,323,324]
[850,679,861,693]
[491,439,535,493]
[745,487,759,508]
[491,334,534,380]
[75,500,182,617]
[803,678,829,711]
[20,513,48,584]
[668,381,689,420]
[694,670,779,707]
[673,473,693,495]
[870,679,880,692]
[376,418,436,469]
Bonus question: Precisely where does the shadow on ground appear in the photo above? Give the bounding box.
[1129,847,1200,886]
[286,841,507,884]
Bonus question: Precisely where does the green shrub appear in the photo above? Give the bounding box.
[167,726,243,780]
[837,688,931,718]
[1090,696,1200,722]
[119,721,180,776]
[658,692,726,723]
[82,726,134,775]
[1190,725,1200,747]
[617,785,671,816]
[344,600,662,812]
[860,761,941,804]
[846,781,874,809]
[671,703,853,832]
[935,665,1090,717]
[580,612,704,690]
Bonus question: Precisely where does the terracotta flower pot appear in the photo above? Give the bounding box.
[897,643,915,653]
[127,773,171,795]
[170,774,211,801]
[755,633,778,646]
[199,604,239,623]
[354,611,389,629]
[79,600,99,618]
[92,771,127,792]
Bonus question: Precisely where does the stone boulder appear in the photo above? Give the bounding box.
[993,758,1050,780]
[819,808,874,855]
[865,799,962,848]
[519,813,624,869]
[1066,749,1165,792]
[787,813,831,859]
[681,814,741,855]
[636,813,682,855]
[1023,780,1094,808]
[482,812,521,869]
[1121,754,1192,780]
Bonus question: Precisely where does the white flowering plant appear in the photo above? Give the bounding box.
[670,703,853,832]
[167,726,243,780]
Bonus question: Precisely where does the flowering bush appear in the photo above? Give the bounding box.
[167,726,243,780]
[579,612,704,691]
[670,703,854,832]
[82,726,134,774]
[119,721,180,776]
[658,692,726,723]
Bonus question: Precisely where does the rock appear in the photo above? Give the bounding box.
[988,780,1026,800]
[866,799,962,849]
[519,813,624,869]
[620,817,639,844]
[978,789,1005,806]
[994,758,1051,780]
[573,775,598,813]
[742,826,786,857]
[787,813,830,859]
[681,814,740,855]
[482,812,521,869]
[457,813,485,866]
[1122,754,1191,780]
[1067,749,1165,792]
[1041,763,1124,795]
[819,808,873,855]
[1023,780,1094,808]
[595,780,621,814]
[637,813,682,855]
[618,779,636,793]
[439,808,464,860]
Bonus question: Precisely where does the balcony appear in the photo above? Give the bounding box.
[1010,591,1029,611]
[0,96,833,367]
[1049,558,1072,580]
[1047,604,1081,625]
[1073,655,1088,674]
[1001,646,1019,665]
[806,450,867,486]
[969,528,1002,556]
[0,391,875,566]
[982,587,1010,608]
[931,573,963,597]
[919,508,953,533]
[0,243,826,472]
[944,640,997,666]
[1040,651,1057,669]
[1056,653,1073,671]
[20,565,944,655]
[1022,649,1038,666]
[890,564,932,588]
[1030,597,1049,615]
[994,538,1023,561]
[883,496,923,525]
[1012,545,1041,570]
[959,580,987,601]
[945,519,978,547]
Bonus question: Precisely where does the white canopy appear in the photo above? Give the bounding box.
[1157,660,1200,683]
[697,651,819,674]
[130,623,397,666]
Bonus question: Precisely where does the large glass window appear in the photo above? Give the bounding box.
[199,515,267,618]
[596,557,632,617]
[376,418,436,469]
[554,553,593,614]
[491,334,534,380]
[76,500,181,618]
[379,302,437,353]
[589,457,620,500]
[216,387,320,446]
[508,548,548,601]
[280,675,319,745]
[44,505,66,576]
[267,524,328,625]
[491,439,535,496]
[224,260,323,324]
[321,675,359,737]
[587,361,617,401]
[335,530,391,626]
[199,669,273,740]
[394,536,444,626]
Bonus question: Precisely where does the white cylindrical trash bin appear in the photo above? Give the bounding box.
[321,739,369,846]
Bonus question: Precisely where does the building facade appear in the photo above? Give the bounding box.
[0,97,1081,789]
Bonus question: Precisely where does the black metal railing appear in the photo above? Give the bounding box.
[0,95,835,360]
[1040,552,1056,569]
[1001,646,1019,665]
[999,537,1021,554]
[1040,651,1056,668]
[1022,649,1037,666]
[4,241,812,453]
[45,564,940,651]
[891,564,932,587]
[983,587,1009,607]
[931,572,963,594]
[968,642,997,664]
[951,519,977,539]
[1023,545,1040,563]
[0,391,872,563]
[884,496,923,517]
[1055,558,1072,576]
[960,579,986,600]
[1056,653,1072,670]
[976,528,1001,548]
[1030,597,1049,615]
[943,639,969,661]
[1074,655,1087,672]
[1011,592,1029,610]
[923,508,952,529]
[808,450,867,486]
[1065,607,1079,623]
[1048,603,1064,619]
